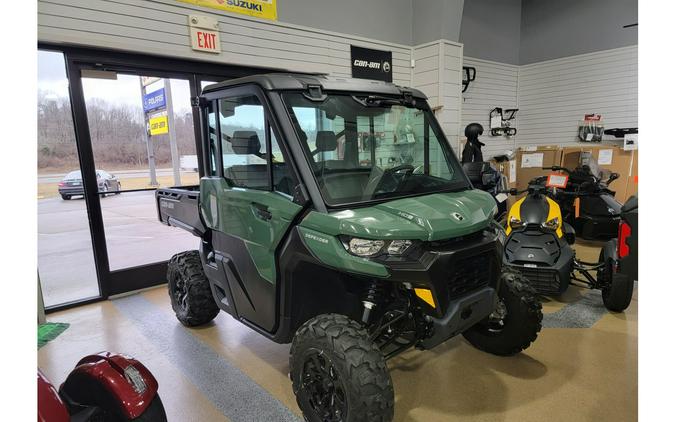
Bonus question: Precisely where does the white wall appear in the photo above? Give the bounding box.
[461,57,519,159]
[38,0,413,86]
[517,45,638,147]
[412,40,464,153]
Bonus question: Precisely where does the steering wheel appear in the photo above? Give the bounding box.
[384,164,415,175]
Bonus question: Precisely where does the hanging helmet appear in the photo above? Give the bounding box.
[464,123,484,138]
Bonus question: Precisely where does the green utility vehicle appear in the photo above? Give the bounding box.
[156,73,542,422]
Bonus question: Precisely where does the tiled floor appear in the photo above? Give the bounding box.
[38,241,637,422]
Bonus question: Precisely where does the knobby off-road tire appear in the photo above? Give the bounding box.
[599,249,634,312]
[463,269,543,356]
[167,250,219,327]
[290,314,394,422]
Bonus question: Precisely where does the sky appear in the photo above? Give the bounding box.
[38,50,195,115]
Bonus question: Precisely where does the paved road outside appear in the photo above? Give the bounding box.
[38,190,198,307]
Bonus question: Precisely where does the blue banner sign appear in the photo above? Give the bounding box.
[143,88,166,112]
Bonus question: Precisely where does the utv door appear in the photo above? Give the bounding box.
[200,86,303,333]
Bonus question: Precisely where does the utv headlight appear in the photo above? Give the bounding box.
[347,238,385,257]
[342,238,415,257]
[387,240,413,255]
[509,217,524,229]
[542,217,560,230]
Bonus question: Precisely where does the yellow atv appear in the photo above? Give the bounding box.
[502,175,632,311]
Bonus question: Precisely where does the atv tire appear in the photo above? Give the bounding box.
[463,269,542,356]
[167,250,219,327]
[599,249,634,312]
[290,314,394,422]
[133,395,167,421]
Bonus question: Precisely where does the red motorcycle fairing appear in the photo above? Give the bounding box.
[38,370,70,422]
[59,352,159,420]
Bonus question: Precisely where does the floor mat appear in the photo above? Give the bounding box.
[38,322,70,349]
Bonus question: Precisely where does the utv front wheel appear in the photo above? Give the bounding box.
[463,269,542,356]
[167,250,219,326]
[290,314,394,422]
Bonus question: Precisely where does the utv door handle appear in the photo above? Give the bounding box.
[252,202,272,221]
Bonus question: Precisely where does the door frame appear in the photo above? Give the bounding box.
[39,43,271,312]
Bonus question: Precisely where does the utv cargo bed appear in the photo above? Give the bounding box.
[156,186,205,237]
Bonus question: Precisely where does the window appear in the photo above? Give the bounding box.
[282,92,467,206]
[214,94,296,195]
[218,95,268,189]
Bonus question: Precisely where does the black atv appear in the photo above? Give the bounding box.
[548,165,622,240]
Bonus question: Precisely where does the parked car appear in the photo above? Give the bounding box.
[58,170,121,200]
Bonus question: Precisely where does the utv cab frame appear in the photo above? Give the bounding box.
[156,73,542,422]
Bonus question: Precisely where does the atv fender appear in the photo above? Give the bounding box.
[59,352,159,420]
[603,239,619,264]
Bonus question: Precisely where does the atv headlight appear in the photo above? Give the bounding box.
[509,217,524,229]
[347,238,385,257]
[542,217,560,230]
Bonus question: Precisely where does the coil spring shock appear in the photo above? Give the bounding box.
[361,279,386,324]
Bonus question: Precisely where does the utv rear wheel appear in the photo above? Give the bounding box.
[290,314,394,422]
[599,249,634,312]
[167,250,219,327]
[463,269,542,356]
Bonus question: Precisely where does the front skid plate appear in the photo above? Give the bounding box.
[421,286,496,350]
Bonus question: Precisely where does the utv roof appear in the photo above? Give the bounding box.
[201,73,427,99]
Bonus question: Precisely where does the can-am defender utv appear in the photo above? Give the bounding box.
[503,174,633,311]
[156,74,542,422]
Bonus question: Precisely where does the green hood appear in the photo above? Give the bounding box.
[301,189,497,242]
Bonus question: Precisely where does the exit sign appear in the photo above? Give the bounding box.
[189,15,221,54]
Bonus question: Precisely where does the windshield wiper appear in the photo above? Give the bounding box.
[351,95,417,108]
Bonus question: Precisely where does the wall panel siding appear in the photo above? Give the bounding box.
[517,45,638,147]
[412,41,463,154]
[38,0,412,85]
[461,57,519,159]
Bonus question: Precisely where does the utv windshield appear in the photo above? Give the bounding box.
[282,92,469,206]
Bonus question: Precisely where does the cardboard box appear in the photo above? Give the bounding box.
[560,145,638,203]
[515,146,563,192]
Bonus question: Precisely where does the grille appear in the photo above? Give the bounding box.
[519,267,560,295]
[448,254,492,299]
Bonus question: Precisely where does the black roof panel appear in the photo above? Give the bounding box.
[201,73,427,99]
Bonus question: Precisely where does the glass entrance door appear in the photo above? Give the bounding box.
[38,50,101,307]
[79,71,201,287]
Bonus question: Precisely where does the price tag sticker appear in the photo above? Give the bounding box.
[546,173,569,188]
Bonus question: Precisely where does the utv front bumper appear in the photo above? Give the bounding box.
[377,230,502,349]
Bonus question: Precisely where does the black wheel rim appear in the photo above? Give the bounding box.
[300,349,348,422]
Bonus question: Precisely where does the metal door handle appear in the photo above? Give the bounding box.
[252,203,272,221]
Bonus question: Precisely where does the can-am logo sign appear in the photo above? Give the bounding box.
[351,45,393,83]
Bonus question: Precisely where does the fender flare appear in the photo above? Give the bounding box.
[60,352,159,420]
